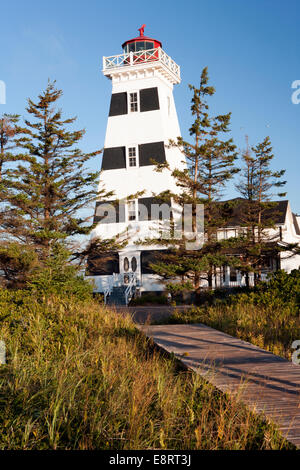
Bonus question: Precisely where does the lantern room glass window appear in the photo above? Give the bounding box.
[123,41,155,53]
[145,41,154,50]
[136,41,145,52]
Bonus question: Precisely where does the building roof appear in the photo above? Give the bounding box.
[293,213,300,235]
[216,198,289,227]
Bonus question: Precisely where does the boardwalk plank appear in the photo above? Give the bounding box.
[140,323,300,448]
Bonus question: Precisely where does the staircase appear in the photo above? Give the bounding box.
[104,273,138,306]
[106,286,128,306]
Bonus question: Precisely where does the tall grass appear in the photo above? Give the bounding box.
[0,293,291,449]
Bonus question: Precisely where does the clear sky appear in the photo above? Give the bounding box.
[1,0,299,213]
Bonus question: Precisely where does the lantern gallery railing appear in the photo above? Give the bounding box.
[102,47,180,80]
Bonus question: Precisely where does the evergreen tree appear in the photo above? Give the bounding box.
[148,68,239,290]
[0,114,24,182]
[235,136,291,284]
[0,242,39,288]
[2,82,113,264]
[0,114,26,239]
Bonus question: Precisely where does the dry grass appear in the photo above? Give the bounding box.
[0,294,292,449]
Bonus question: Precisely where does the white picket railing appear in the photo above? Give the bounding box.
[103,47,180,80]
[124,273,139,305]
[104,276,114,304]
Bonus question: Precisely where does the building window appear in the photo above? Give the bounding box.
[123,257,129,272]
[129,92,138,112]
[128,200,137,221]
[128,147,137,167]
[230,268,237,282]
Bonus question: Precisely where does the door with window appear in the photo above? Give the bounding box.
[119,252,141,284]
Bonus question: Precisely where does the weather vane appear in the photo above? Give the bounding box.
[138,24,146,37]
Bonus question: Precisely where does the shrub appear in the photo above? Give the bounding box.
[252,269,300,312]
[28,244,93,300]
[130,293,169,306]
[0,243,39,288]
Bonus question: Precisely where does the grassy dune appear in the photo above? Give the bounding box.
[0,293,291,449]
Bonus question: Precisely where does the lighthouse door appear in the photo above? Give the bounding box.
[119,252,141,284]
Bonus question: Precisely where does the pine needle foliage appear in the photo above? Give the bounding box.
[148,68,239,290]
[2,81,111,261]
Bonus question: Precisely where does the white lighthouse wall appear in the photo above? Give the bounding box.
[94,71,185,237]
[106,75,181,144]
[90,56,185,293]
[101,76,184,198]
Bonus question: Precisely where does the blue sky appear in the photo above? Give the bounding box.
[1,0,299,213]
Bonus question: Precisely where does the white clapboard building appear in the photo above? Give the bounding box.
[87,27,185,303]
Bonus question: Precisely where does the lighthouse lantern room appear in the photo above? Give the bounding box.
[88,26,185,304]
[122,24,162,53]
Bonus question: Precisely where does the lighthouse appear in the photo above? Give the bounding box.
[88,26,185,303]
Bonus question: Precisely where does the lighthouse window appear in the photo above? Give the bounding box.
[124,41,154,53]
[128,147,137,167]
[128,200,137,221]
[127,43,136,53]
[129,92,138,112]
[145,41,154,50]
[136,41,145,52]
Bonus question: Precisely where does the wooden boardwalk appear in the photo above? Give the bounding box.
[114,305,189,324]
[140,323,300,448]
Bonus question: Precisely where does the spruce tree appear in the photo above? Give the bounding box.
[235,136,290,284]
[0,114,24,182]
[2,82,112,262]
[149,68,239,291]
[0,114,26,235]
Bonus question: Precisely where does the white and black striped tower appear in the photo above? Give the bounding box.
[89,26,185,301]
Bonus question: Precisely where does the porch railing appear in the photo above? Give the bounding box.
[103,47,180,80]
[104,272,139,305]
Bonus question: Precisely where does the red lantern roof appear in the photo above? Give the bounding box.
[122,25,162,52]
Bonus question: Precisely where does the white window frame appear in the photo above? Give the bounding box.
[127,199,138,222]
[126,145,139,168]
[128,91,139,113]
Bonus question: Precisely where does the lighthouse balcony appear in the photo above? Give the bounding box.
[102,47,180,83]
